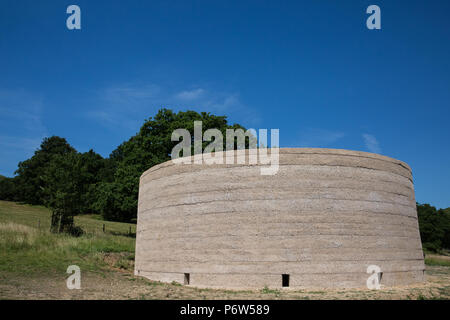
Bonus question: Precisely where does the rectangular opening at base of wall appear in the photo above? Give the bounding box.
[282,274,289,287]
[184,273,190,285]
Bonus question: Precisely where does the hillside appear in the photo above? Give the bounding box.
[1,200,450,299]
[0,200,136,274]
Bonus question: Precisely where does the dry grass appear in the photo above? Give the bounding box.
[0,201,136,236]
[1,200,450,300]
[0,222,39,253]
[1,265,449,300]
[425,254,450,267]
[0,201,135,274]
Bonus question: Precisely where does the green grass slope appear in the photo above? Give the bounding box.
[0,201,136,274]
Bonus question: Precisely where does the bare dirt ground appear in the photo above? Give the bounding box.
[1,265,449,300]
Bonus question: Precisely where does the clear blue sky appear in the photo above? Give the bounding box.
[0,0,449,208]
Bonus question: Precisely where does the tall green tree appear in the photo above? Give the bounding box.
[41,152,84,235]
[14,136,76,205]
[76,150,110,214]
[417,203,450,252]
[0,175,18,201]
[95,108,247,222]
[2,109,249,224]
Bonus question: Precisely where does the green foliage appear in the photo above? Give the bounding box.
[94,108,246,222]
[0,222,134,274]
[1,109,247,223]
[417,203,450,252]
[0,200,135,274]
[14,136,76,205]
[261,286,281,295]
[41,152,82,234]
[40,149,111,234]
[425,257,450,267]
[0,176,18,201]
[0,200,136,236]
[0,137,110,233]
[94,163,140,222]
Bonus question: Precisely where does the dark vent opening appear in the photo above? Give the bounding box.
[282,274,290,287]
[184,273,190,285]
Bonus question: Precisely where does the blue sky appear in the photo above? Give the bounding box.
[0,0,449,208]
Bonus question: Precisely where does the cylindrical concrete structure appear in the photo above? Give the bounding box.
[135,148,424,289]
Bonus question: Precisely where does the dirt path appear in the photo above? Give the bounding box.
[1,266,450,300]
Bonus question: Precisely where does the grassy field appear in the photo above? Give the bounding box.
[424,254,450,267]
[1,200,450,300]
[0,201,136,274]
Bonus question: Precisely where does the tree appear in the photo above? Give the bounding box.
[0,175,18,201]
[441,207,450,249]
[95,108,247,222]
[4,109,249,224]
[14,136,76,205]
[76,150,110,214]
[41,152,84,235]
[417,203,450,252]
[94,163,141,222]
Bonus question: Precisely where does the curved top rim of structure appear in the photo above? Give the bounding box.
[141,148,412,179]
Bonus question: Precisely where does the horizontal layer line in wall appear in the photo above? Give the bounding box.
[138,258,424,264]
[137,248,424,259]
[139,210,419,225]
[141,165,412,187]
[142,179,412,196]
[141,185,414,203]
[141,151,411,179]
[140,195,416,211]
[139,202,417,219]
[137,210,420,227]
[137,222,420,235]
[138,233,422,241]
[136,268,424,276]
[142,163,412,183]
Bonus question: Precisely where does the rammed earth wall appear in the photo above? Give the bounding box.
[134,148,424,289]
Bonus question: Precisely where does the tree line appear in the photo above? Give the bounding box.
[0,109,246,232]
[0,108,449,251]
[417,203,450,252]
